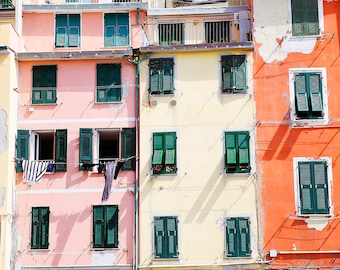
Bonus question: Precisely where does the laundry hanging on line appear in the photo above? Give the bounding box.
[101,160,123,202]
[22,160,52,183]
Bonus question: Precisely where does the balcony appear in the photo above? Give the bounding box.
[140,11,253,52]
[0,0,14,9]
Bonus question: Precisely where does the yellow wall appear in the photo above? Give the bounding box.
[139,49,258,268]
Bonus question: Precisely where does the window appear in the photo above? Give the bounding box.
[221,55,246,93]
[225,131,250,173]
[32,65,57,104]
[289,68,328,125]
[154,216,178,259]
[96,64,122,103]
[296,160,330,215]
[291,0,319,36]
[159,23,184,46]
[93,205,119,248]
[79,128,135,171]
[16,129,67,172]
[104,13,129,47]
[55,14,80,47]
[152,132,176,175]
[149,58,174,95]
[205,21,230,43]
[31,207,49,249]
[225,217,251,257]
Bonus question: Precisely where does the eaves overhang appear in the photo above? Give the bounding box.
[16,49,132,60]
[22,2,147,12]
[147,5,250,16]
[140,42,254,53]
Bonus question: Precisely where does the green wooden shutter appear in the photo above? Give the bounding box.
[55,129,67,172]
[305,0,319,35]
[152,133,164,165]
[313,162,329,214]
[162,59,174,94]
[292,0,319,36]
[79,128,92,171]
[68,14,80,47]
[238,217,250,256]
[166,216,178,258]
[222,56,233,92]
[234,56,246,92]
[309,73,322,112]
[56,14,67,47]
[104,14,129,47]
[16,130,30,172]
[226,218,237,257]
[238,132,250,172]
[31,207,49,249]
[154,217,165,258]
[32,66,57,104]
[116,14,129,46]
[104,14,115,46]
[97,64,121,102]
[31,208,40,249]
[121,128,136,171]
[164,133,176,166]
[295,74,309,113]
[93,206,105,247]
[106,206,118,247]
[225,133,237,170]
[291,0,304,36]
[40,207,50,249]
[150,59,161,94]
[299,162,314,214]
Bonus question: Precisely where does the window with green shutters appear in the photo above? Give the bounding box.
[154,216,178,259]
[225,217,251,257]
[149,58,174,95]
[104,13,129,47]
[93,205,119,248]
[291,0,319,36]
[31,207,49,249]
[79,128,136,171]
[16,129,67,173]
[294,72,323,120]
[152,132,176,175]
[32,65,57,104]
[221,55,247,93]
[298,161,329,215]
[225,131,250,173]
[96,64,122,103]
[55,14,80,47]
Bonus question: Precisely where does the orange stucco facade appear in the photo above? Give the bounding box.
[254,0,340,268]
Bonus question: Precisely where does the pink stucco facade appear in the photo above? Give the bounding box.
[14,5,144,269]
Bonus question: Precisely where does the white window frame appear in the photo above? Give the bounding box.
[289,67,328,126]
[287,0,324,39]
[293,157,333,216]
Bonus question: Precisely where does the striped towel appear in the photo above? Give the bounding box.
[22,160,50,183]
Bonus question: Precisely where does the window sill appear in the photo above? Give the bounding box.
[94,101,123,104]
[292,119,330,127]
[30,103,58,106]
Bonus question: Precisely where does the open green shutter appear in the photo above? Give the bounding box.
[299,162,313,214]
[93,206,105,248]
[121,128,136,170]
[40,207,50,249]
[31,208,40,249]
[55,129,67,172]
[305,0,319,35]
[226,218,237,257]
[238,132,249,166]
[165,133,176,165]
[238,218,250,256]
[295,74,309,112]
[79,128,92,171]
[16,130,30,172]
[313,162,329,214]
[56,14,67,47]
[152,134,164,165]
[106,206,118,247]
[154,217,165,258]
[225,133,237,167]
[166,217,178,258]
[309,73,322,112]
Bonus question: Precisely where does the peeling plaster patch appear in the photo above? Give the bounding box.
[0,109,8,154]
[0,187,5,207]
[254,0,317,63]
[305,217,328,231]
[92,250,117,265]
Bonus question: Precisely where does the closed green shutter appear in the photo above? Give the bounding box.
[31,207,49,249]
[291,0,304,36]
[56,14,80,47]
[121,128,136,171]
[164,133,176,165]
[166,216,178,258]
[96,64,121,102]
[16,130,30,172]
[222,55,246,93]
[238,132,249,167]
[295,74,309,113]
[291,0,319,36]
[305,0,319,35]
[225,133,237,167]
[154,217,165,258]
[313,162,329,214]
[226,217,250,257]
[225,131,250,173]
[309,73,322,112]
[93,206,105,247]
[32,66,57,104]
[104,14,129,47]
[226,218,237,256]
[150,59,161,93]
[234,55,246,92]
[55,129,67,172]
[299,162,314,214]
[162,59,174,94]
[106,206,118,247]
[56,14,67,47]
[68,14,80,47]
[149,58,174,94]
[79,128,92,171]
[238,217,251,256]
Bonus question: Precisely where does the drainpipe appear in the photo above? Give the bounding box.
[125,50,151,270]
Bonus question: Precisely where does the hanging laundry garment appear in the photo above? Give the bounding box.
[101,160,118,202]
[114,161,123,179]
[22,160,50,183]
